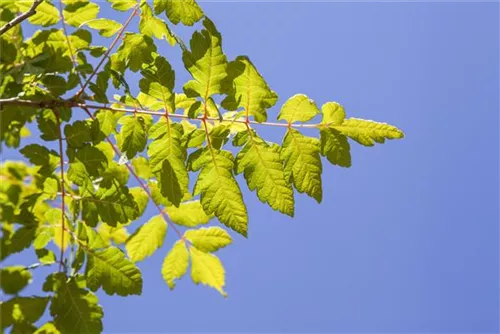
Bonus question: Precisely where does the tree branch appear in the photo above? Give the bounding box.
[0,97,327,129]
[0,0,44,36]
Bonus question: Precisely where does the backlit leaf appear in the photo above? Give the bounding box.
[126,214,167,262]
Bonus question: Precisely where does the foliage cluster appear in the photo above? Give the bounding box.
[0,0,404,332]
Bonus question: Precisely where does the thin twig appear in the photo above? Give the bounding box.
[54,108,66,272]
[0,0,43,36]
[79,102,323,128]
[75,5,139,99]
[0,98,327,129]
[81,107,184,239]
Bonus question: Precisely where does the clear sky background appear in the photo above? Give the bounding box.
[2,1,499,333]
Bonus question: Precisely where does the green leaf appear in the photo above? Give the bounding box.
[94,185,139,226]
[184,227,231,253]
[281,129,323,203]
[114,33,156,72]
[209,124,230,150]
[333,118,405,146]
[183,18,227,99]
[64,1,99,27]
[0,266,32,295]
[139,2,176,45]
[190,246,227,297]
[278,94,320,123]
[118,115,148,159]
[85,246,143,296]
[36,109,58,141]
[74,145,109,178]
[108,0,136,11]
[50,274,103,334]
[191,148,248,236]
[139,55,175,114]
[158,0,203,26]
[158,158,184,207]
[236,139,294,216]
[17,1,58,27]
[320,128,351,167]
[20,144,59,170]
[41,75,68,96]
[126,214,167,262]
[148,121,188,207]
[161,240,188,289]
[221,56,278,122]
[1,296,49,329]
[64,120,92,148]
[92,109,117,142]
[84,19,122,37]
[166,200,212,227]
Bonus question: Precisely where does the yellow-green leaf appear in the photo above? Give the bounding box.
[161,240,189,289]
[98,224,129,245]
[236,140,294,216]
[191,148,248,237]
[166,200,212,227]
[139,2,175,45]
[118,115,149,159]
[126,215,167,262]
[64,1,99,27]
[321,101,345,125]
[147,121,188,207]
[183,18,227,99]
[184,227,231,253]
[333,118,405,146]
[221,56,277,122]
[158,0,203,26]
[190,247,226,297]
[17,1,58,27]
[44,208,71,251]
[139,55,175,114]
[83,19,122,37]
[281,129,322,203]
[108,0,136,11]
[278,94,320,123]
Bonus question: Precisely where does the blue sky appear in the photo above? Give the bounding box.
[2,1,499,333]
